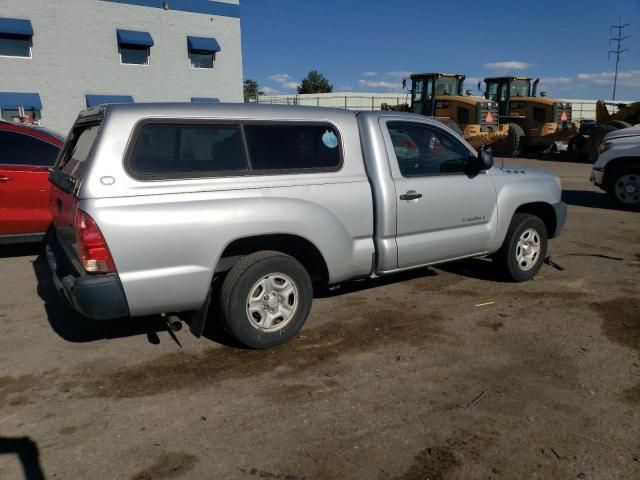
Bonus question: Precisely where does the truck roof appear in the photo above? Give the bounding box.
[79,102,450,126]
[80,102,362,123]
[484,76,532,82]
[410,73,464,79]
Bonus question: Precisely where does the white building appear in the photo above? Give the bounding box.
[0,0,243,133]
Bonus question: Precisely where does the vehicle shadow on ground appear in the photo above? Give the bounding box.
[0,243,44,259]
[562,189,624,211]
[433,257,512,283]
[32,255,169,344]
[0,437,46,480]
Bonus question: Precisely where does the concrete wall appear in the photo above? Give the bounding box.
[257,93,633,121]
[1,0,243,134]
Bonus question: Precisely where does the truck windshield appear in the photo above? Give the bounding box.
[510,79,531,97]
[435,77,459,96]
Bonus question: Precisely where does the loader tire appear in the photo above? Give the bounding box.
[493,123,525,157]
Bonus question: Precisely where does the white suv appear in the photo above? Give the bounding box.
[591,125,640,209]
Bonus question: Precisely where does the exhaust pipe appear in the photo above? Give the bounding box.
[532,78,540,97]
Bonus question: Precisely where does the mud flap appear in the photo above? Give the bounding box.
[188,286,212,338]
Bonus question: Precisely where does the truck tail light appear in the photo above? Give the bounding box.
[75,210,116,273]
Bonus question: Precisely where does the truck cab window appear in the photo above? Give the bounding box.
[387,122,471,176]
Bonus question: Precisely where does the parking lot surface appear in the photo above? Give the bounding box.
[1,158,639,480]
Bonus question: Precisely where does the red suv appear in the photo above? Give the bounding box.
[0,120,64,244]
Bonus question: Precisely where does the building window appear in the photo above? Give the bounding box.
[187,36,221,69]
[0,18,33,58]
[116,29,154,66]
[120,46,149,65]
[0,92,42,123]
[189,50,214,69]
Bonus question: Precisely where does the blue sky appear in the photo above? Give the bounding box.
[240,0,640,100]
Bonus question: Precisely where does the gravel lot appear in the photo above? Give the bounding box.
[1,157,639,480]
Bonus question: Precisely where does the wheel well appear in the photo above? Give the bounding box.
[514,202,556,237]
[603,157,640,187]
[218,234,329,284]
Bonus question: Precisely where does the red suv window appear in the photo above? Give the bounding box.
[0,130,60,167]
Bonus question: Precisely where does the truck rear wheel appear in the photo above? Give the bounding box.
[493,123,525,157]
[220,251,313,349]
[495,214,548,282]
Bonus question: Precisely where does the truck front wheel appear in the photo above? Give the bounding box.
[495,214,548,282]
[606,168,640,209]
[220,251,313,349]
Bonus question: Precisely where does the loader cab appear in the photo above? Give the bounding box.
[484,77,535,116]
[409,73,465,116]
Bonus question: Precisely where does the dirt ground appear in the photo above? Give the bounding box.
[1,157,639,480]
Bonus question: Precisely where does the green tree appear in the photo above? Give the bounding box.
[243,79,263,102]
[297,71,333,94]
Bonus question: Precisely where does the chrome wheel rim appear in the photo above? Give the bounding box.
[614,174,640,205]
[515,228,541,271]
[246,272,299,332]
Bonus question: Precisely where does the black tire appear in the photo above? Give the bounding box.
[493,123,525,157]
[220,251,313,349]
[606,167,640,210]
[567,134,587,161]
[495,214,548,282]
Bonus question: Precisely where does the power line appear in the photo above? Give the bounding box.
[608,17,630,100]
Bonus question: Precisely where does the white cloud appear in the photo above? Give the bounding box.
[540,76,572,86]
[576,70,640,88]
[362,71,377,77]
[338,85,354,91]
[485,61,533,71]
[385,71,412,79]
[268,73,292,82]
[267,73,299,91]
[261,86,282,95]
[358,79,401,91]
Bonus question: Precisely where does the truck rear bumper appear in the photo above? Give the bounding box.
[46,239,129,320]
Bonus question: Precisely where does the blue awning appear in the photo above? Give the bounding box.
[116,29,154,47]
[0,92,42,110]
[191,97,221,103]
[187,36,221,53]
[0,17,33,36]
[86,95,134,107]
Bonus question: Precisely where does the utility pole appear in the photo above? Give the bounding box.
[609,18,630,100]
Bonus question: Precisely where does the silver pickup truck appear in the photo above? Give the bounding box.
[47,104,566,348]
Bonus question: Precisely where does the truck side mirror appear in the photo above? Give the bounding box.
[402,79,407,90]
[479,149,494,170]
[477,81,482,93]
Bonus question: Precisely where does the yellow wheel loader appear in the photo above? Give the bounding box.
[481,76,577,156]
[381,73,508,150]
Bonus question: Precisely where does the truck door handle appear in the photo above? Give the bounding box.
[400,190,422,201]
[0,176,12,182]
